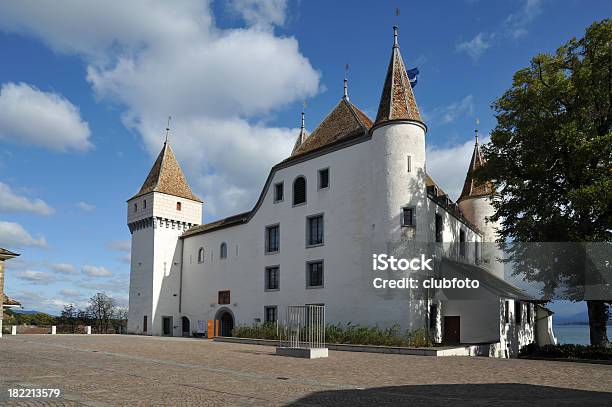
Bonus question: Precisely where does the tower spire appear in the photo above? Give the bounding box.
[165,115,172,144]
[475,117,480,144]
[343,63,349,100]
[393,25,399,47]
[292,102,309,155]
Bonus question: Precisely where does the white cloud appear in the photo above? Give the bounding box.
[228,0,287,29]
[456,33,493,61]
[82,265,112,277]
[106,240,131,252]
[424,95,474,126]
[0,182,54,215]
[0,1,319,219]
[50,263,77,274]
[16,270,55,284]
[59,288,81,298]
[0,221,47,249]
[427,136,490,201]
[76,201,95,212]
[504,0,543,39]
[0,82,92,152]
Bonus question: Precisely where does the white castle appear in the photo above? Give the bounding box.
[127,27,556,357]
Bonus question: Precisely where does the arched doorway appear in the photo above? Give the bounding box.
[215,308,235,337]
[181,316,190,337]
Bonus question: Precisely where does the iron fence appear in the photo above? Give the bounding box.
[279,305,325,349]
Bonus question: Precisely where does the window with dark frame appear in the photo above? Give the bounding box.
[429,304,437,329]
[274,182,284,202]
[218,290,230,305]
[265,224,280,253]
[264,306,277,323]
[144,200,147,209]
[143,315,147,332]
[459,230,466,257]
[515,301,522,324]
[435,214,443,243]
[527,303,532,322]
[318,168,329,189]
[504,300,510,324]
[407,155,412,173]
[307,214,324,246]
[198,247,204,263]
[401,207,414,227]
[293,176,306,205]
[176,201,182,211]
[265,266,280,290]
[220,242,227,259]
[134,203,137,212]
[307,261,324,287]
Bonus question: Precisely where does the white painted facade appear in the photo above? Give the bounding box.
[126,29,553,356]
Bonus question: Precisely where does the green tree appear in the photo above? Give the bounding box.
[479,19,612,345]
[87,293,117,333]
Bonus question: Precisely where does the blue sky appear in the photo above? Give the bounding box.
[0,0,608,316]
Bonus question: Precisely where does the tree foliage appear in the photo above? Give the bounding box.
[477,19,612,345]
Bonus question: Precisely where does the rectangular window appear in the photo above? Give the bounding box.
[134,203,138,212]
[265,224,280,253]
[307,261,324,288]
[401,207,414,226]
[143,200,147,209]
[307,214,324,246]
[265,266,280,290]
[318,168,329,189]
[264,306,277,323]
[274,182,284,202]
[515,301,522,324]
[143,315,147,332]
[435,214,443,243]
[429,304,437,329]
[504,301,510,324]
[176,202,182,211]
[407,155,412,173]
[527,303,532,322]
[459,230,466,257]
[218,290,230,305]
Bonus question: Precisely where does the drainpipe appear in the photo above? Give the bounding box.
[178,238,184,313]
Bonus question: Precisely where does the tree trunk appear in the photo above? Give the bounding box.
[586,300,610,346]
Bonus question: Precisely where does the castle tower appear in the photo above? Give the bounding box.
[127,136,202,335]
[371,26,428,243]
[457,133,504,278]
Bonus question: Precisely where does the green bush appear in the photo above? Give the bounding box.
[232,322,432,348]
[520,343,612,360]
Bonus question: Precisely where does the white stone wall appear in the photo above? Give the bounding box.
[499,299,536,357]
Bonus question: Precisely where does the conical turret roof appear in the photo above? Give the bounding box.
[459,139,493,201]
[374,26,423,126]
[131,141,202,202]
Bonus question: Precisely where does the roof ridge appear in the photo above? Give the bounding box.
[344,98,368,131]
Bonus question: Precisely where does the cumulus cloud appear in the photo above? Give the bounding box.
[0,82,92,152]
[59,288,81,298]
[504,0,543,39]
[76,201,95,212]
[456,33,493,61]
[0,221,47,248]
[427,136,490,201]
[82,265,112,277]
[0,1,319,219]
[0,182,54,215]
[50,263,77,274]
[424,95,474,126]
[16,270,56,284]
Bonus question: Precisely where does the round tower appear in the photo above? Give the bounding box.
[371,26,428,243]
[457,132,504,278]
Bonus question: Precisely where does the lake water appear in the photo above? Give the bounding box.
[553,324,612,345]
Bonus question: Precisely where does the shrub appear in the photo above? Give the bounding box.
[519,343,612,360]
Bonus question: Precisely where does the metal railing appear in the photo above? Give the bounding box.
[279,305,325,349]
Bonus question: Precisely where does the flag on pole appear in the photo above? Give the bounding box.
[407,67,419,88]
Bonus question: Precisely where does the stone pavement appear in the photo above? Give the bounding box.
[0,334,610,406]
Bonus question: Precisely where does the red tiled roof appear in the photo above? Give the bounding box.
[130,142,202,202]
[458,140,493,201]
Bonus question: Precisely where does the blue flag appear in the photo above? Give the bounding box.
[407,67,419,88]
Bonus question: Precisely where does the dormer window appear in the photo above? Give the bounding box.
[176,202,182,211]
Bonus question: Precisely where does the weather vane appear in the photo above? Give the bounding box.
[165,115,172,143]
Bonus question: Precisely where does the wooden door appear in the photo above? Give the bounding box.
[444,316,460,344]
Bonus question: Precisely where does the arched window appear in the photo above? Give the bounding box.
[198,247,204,263]
[220,242,227,259]
[293,176,306,205]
